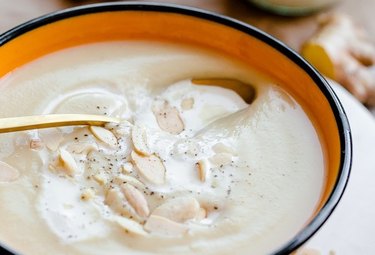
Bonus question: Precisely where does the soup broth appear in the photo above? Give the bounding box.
[0,41,324,255]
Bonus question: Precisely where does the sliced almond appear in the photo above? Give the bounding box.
[93,173,108,186]
[39,128,63,151]
[121,183,149,218]
[121,162,133,174]
[113,215,148,236]
[80,188,95,201]
[153,101,184,135]
[152,197,200,223]
[0,161,20,182]
[131,125,152,156]
[196,159,210,182]
[59,149,79,176]
[196,207,207,221]
[105,187,138,219]
[131,151,165,185]
[113,174,145,189]
[181,97,194,110]
[30,138,43,150]
[144,215,188,236]
[89,126,117,147]
[105,188,125,211]
[209,153,233,166]
[212,143,236,154]
[67,142,98,154]
[107,120,133,136]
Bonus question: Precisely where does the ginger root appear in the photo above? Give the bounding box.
[302,13,375,105]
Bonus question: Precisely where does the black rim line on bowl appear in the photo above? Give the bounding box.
[0,2,352,255]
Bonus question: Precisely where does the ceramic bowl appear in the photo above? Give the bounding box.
[0,2,352,254]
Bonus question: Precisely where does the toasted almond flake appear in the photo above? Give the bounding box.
[89,126,117,147]
[67,143,98,154]
[105,188,138,219]
[131,151,166,185]
[93,173,107,186]
[209,153,233,166]
[212,143,236,155]
[153,101,184,135]
[107,120,133,136]
[80,188,95,201]
[196,159,210,182]
[121,162,133,174]
[0,161,20,182]
[152,197,200,223]
[131,125,152,156]
[39,128,63,151]
[144,215,188,236]
[121,183,149,218]
[30,138,43,150]
[113,215,148,236]
[181,97,194,110]
[59,149,79,176]
[196,207,207,221]
[113,174,145,189]
[105,188,123,208]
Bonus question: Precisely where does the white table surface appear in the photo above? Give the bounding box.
[304,82,375,254]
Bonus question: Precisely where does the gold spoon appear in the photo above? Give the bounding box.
[0,114,120,134]
[0,78,255,134]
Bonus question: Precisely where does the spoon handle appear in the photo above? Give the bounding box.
[0,114,120,133]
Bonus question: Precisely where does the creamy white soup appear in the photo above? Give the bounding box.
[0,41,324,255]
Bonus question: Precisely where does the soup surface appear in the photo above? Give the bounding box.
[0,41,324,255]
